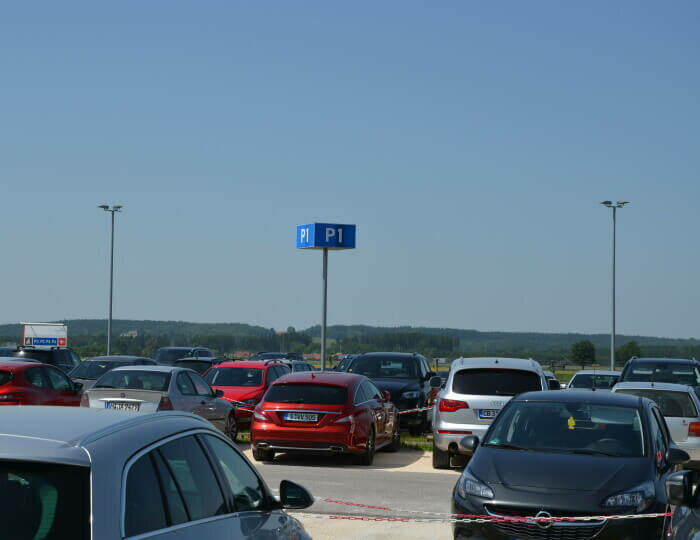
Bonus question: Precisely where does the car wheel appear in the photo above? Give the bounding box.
[225,413,237,443]
[252,448,275,462]
[433,439,450,469]
[355,427,376,466]
[383,423,401,452]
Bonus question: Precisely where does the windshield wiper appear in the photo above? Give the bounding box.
[567,449,622,457]
[95,384,116,389]
[483,442,526,451]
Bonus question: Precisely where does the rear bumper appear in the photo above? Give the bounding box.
[251,422,360,454]
[677,438,700,465]
[433,420,490,453]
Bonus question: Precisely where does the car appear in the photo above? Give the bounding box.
[665,469,700,539]
[613,382,700,470]
[0,406,313,539]
[174,356,226,374]
[543,370,562,390]
[567,369,620,390]
[9,345,81,373]
[0,360,83,405]
[203,360,292,433]
[333,354,357,371]
[619,357,700,386]
[153,346,215,365]
[341,352,436,435]
[251,371,401,465]
[81,365,237,440]
[451,390,689,540]
[431,357,548,469]
[69,355,157,391]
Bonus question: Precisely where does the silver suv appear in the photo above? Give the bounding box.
[431,357,547,469]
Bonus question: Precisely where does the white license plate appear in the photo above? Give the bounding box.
[478,409,499,419]
[284,412,318,422]
[106,401,140,412]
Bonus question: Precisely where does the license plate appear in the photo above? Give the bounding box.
[284,412,318,422]
[478,409,499,419]
[106,401,140,412]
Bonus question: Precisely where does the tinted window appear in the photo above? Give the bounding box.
[11,350,53,364]
[265,384,347,405]
[569,374,619,389]
[615,389,698,417]
[154,349,192,365]
[452,368,542,395]
[188,372,213,396]
[44,367,72,391]
[354,383,368,405]
[486,402,645,457]
[158,436,227,521]
[363,381,382,401]
[0,461,90,540]
[70,361,130,380]
[58,350,79,367]
[175,360,211,374]
[623,363,700,386]
[348,356,419,379]
[124,454,168,537]
[94,370,171,391]
[176,372,197,395]
[267,366,281,383]
[204,367,264,387]
[649,409,668,465]
[203,435,265,512]
[0,371,12,385]
[25,367,49,388]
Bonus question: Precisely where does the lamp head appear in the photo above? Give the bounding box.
[600,201,613,207]
[617,201,630,206]
[98,205,109,210]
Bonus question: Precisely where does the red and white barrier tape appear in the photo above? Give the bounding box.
[398,406,433,415]
[226,401,433,415]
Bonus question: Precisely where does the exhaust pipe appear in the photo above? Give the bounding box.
[257,442,270,449]
[330,446,344,453]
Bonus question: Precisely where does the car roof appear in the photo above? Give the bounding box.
[573,370,620,376]
[627,358,698,365]
[450,357,543,372]
[156,346,197,351]
[613,381,695,393]
[356,352,420,359]
[0,407,212,467]
[213,360,280,369]
[85,355,150,362]
[110,365,181,373]
[272,371,364,386]
[0,360,46,370]
[515,389,643,407]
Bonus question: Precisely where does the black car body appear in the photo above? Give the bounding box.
[69,355,157,391]
[452,390,689,540]
[341,352,436,435]
[174,356,226,374]
[9,346,81,373]
[620,358,700,387]
[665,470,700,539]
[153,346,214,365]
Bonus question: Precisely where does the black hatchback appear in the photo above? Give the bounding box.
[452,391,689,540]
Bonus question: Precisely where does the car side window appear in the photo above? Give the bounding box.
[188,372,213,397]
[354,384,368,405]
[124,453,168,537]
[278,365,291,376]
[202,435,266,512]
[176,372,197,396]
[267,366,282,383]
[418,358,427,379]
[44,367,72,391]
[649,408,668,467]
[366,381,383,401]
[25,367,49,388]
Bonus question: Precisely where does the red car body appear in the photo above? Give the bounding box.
[0,360,82,406]
[203,360,291,426]
[251,371,400,464]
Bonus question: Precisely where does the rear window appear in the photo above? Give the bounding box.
[265,384,347,405]
[94,370,171,391]
[452,368,542,396]
[154,349,191,365]
[348,356,418,379]
[569,374,619,389]
[0,460,90,540]
[0,371,12,385]
[69,361,130,380]
[623,363,700,386]
[615,389,698,418]
[174,360,210,374]
[204,367,263,387]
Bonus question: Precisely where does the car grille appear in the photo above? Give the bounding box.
[483,506,605,540]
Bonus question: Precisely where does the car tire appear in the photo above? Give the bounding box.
[252,448,275,462]
[384,423,401,452]
[225,412,237,443]
[433,439,450,469]
[355,427,376,466]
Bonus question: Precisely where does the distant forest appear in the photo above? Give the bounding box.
[0,319,698,364]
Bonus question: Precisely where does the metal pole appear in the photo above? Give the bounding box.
[108,210,115,356]
[321,248,328,371]
[611,206,616,371]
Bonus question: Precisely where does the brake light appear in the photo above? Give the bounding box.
[253,409,270,422]
[439,399,469,413]
[157,396,173,411]
[689,422,700,437]
[80,393,89,407]
[335,414,354,424]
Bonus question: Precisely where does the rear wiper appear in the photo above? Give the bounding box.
[494,391,515,396]
[483,442,526,451]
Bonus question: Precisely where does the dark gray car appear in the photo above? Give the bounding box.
[69,355,157,391]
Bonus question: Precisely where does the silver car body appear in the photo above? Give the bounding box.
[84,365,233,434]
[0,407,310,539]
[566,369,620,391]
[612,381,700,466]
[432,357,548,454]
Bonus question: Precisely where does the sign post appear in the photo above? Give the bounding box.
[296,223,356,371]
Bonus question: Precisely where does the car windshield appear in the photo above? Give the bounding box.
[624,363,700,386]
[204,367,264,387]
[452,368,542,395]
[70,361,131,380]
[94,370,171,391]
[348,357,418,379]
[569,374,620,389]
[485,401,645,457]
[0,371,12,385]
[0,460,90,540]
[154,349,191,365]
[265,384,347,404]
[615,389,698,418]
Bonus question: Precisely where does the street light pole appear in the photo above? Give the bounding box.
[99,205,123,355]
[600,201,629,370]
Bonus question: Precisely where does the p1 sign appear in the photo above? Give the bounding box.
[296,223,356,250]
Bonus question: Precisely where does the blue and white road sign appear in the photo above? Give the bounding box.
[296,223,356,250]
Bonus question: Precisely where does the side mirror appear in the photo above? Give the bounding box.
[382,390,391,403]
[666,470,693,506]
[73,381,83,393]
[279,480,314,509]
[667,445,690,466]
[214,389,224,398]
[429,376,442,389]
[458,435,479,455]
[560,383,567,389]
[547,379,561,391]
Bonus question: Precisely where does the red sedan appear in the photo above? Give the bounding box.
[251,371,400,465]
[0,360,82,406]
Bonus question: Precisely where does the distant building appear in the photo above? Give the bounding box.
[119,330,138,338]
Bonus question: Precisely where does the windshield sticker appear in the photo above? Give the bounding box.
[567,416,576,430]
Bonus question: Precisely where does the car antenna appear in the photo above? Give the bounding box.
[592,365,596,391]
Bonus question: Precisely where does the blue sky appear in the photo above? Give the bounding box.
[2,1,699,338]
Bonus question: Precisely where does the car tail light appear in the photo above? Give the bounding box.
[689,422,700,437]
[439,399,469,413]
[334,414,353,424]
[0,393,24,405]
[80,393,89,407]
[253,409,270,422]
[157,396,174,411]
